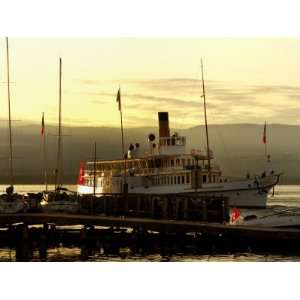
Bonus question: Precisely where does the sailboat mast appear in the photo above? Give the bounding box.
[93,142,97,197]
[201,58,212,182]
[55,58,62,189]
[6,37,14,186]
[42,112,48,192]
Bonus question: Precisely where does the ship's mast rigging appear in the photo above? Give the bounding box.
[201,58,212,182]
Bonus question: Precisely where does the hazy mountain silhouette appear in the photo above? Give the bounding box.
[0,123,298,184]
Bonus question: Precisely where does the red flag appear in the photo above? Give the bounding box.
[116,88,121,111]
[41,113,45,135]
[77,162,85,185]
[231,207,240,223]
[262,121,266,144]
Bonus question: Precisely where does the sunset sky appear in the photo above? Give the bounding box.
[1,38,300,129]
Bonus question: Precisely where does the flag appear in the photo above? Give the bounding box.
[41,113,45,135]
[116,88,121,111]
[262,121,266,144]
[231,207,241,223]
[77,162,85,185]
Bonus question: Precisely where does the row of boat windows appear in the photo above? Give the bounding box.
[153,174,190,185]
[147,158,205,169]
[92,157,208,172]
[85,179,110,187]
[85,174,218,187]
[152,174,217,185]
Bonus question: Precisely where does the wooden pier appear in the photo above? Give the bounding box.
[0,212,300,261]
[1,212,300,240]
[1,193,300,261]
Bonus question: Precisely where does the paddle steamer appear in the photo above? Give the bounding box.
[77,111,280,208]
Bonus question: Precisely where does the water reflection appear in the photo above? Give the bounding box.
[1,246,300,262]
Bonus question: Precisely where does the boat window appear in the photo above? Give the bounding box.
[167,176,169,184]
[176,159,180,166]
[174,176,177,184]
[186,174,190,184]
[149,160,154,168]
[178,176,181,184]
[171,160,174,167]
[155,159,161,168]
[170,176,173,184]
[182,175,185,184]
[203,175,207,183]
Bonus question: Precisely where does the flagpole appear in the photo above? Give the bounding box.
[265,141,267,159]
[201,58,212,183]
[117,87,127,193]
[263,121,267,160]
[42,112,48,192]
[119,103,125,158]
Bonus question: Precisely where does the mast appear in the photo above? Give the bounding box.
[118,87,125,158]
[55,58,62,190]
[116,87,127,193]
[42,112,48,192]
[93,142,97,197]
[6,37,14,187]
[201,58,212,182]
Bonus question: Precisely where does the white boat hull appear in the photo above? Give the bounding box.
[232,206,300,227]
[78,174,280,208]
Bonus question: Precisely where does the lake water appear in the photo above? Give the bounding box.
[0,184,300,262]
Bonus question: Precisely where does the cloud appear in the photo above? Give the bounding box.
[76,78,300,126]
